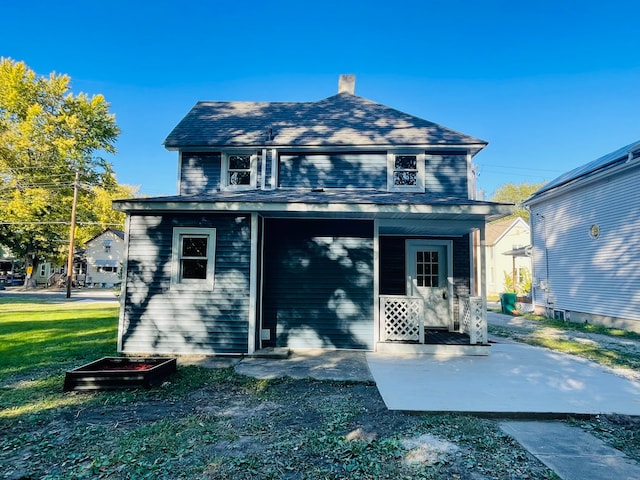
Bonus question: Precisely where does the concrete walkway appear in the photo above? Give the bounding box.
[229,347,640,480]
[500,421,640,480]
[366,343,640,415]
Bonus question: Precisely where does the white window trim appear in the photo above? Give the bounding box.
[171,227,216,290]
[387,152,425,192]
[221,151,258,190]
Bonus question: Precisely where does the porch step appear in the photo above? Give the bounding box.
[251,347,291,359]
[376,342,490,356]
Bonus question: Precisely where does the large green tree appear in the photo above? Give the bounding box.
[0,58,121,286]
[490,181,545,222]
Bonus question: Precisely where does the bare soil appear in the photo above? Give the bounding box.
[1,373,559,479]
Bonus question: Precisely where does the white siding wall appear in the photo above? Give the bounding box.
[487,222,531,297]
[86,231,124,286]
[529,164,640,325]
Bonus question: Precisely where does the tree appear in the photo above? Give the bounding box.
[0,58,121,287]
[490,182,545,222]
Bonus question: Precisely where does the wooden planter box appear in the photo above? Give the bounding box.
[63,357,177,391]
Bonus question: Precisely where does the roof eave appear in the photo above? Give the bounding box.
[113,198,513,221]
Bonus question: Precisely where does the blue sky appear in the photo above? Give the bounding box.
[3,0,639,198]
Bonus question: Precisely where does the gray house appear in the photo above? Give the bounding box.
[114,76,512,356]
[526,140,640,333]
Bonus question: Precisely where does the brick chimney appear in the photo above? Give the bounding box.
[338,74,356,94]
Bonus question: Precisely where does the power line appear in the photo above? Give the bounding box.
[0,221,122,226]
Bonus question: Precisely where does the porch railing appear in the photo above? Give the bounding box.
[379,295,488,345]
[459,296,487,344]
[379,295,424,343]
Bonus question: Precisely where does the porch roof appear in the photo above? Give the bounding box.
[113,189,513,224]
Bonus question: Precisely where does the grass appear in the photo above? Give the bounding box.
[488,311,640,371]
[0,300,120,376]
[520,313,640,340]
[2,299,638,478]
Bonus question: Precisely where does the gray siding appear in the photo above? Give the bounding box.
[425,153,468,197]
[180,152,221,195]
[530,164,640,325]
[119,213,252,355]
[278,152,386,189]
[262,219,374,350]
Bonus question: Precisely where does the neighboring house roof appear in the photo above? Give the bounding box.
[484,217,529,246]
[84,228,125,245]
[164,92,487,153]
[528,139,640,202]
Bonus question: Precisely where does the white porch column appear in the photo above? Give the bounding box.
[247,213,259,354]
[479,224,488,336]
[373,219,380,348]
[479,224,487,299]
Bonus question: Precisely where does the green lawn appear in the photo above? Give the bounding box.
[0,299,563,479]
[0,300,120,377]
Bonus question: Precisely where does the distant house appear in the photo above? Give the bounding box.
[85,229,124,288]
[484,217,531,298]
[525,140,640,333]
[113,75,512,356]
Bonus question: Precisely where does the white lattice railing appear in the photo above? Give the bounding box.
[380,295,424,342]
[459,296,487,345]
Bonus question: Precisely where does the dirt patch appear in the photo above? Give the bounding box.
[0,376,560,479]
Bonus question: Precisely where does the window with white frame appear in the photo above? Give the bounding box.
[222,152,258,189]
[387,152,425,192]
[171,227,216,289]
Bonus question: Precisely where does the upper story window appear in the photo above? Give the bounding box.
[222,152,258,190]
[103,239,112,253]
[387,152,425,192]
[171,227,216,290]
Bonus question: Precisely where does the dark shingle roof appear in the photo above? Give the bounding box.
[114,189,509,209]
[164,93,486,151]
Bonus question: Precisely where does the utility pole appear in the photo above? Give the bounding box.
[66,170,79,299]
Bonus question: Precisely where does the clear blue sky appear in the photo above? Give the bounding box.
[4,0,639,198]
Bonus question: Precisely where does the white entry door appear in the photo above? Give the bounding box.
[406,240,452,329]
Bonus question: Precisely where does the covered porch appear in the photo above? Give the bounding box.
[377,294,489,355]
[373,217,494,356]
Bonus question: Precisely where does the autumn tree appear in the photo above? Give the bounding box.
[0,58,121,286]
[490,182,545,222]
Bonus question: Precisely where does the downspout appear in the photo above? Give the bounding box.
[534,212,550,313]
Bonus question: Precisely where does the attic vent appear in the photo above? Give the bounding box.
[338,74,356,94]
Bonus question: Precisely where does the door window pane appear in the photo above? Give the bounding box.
[416,250,439,288]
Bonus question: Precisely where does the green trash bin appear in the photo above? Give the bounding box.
[500,293,518,315]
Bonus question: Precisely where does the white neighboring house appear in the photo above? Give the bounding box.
[525,140,640,333]
[85,229,124,288]
[484,217,531,298]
